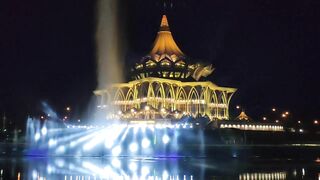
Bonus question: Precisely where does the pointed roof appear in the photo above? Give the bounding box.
[150,15,184,61]
[236,110,250,121]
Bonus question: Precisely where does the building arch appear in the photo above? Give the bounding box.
[114,88,126,111]
[211,90,219,119]
[199,87,207,115]
[160,82,174,110]
[147,82,156,107]
[125,88,135,111]
[176,87,187,113]
[188,87,200,116]
[153,81,165,109]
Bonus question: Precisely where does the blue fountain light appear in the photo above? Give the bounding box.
[141,138,151,149]
[26,114,200,157]
[162,134,170,144]
[129,142,138,153]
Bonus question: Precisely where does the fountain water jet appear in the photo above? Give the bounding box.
[96,0,125,88]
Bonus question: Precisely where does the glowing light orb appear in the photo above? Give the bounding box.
[162,170,169,180]
[55,159,65,168]
[41,126,47,135]
[34,133,41,141]
[141,166,150,176]
[32,170,37,179]
[141,138,151,149]
[47,165,55,174]
[48,139,57,147]
[56,145,65,153]
[129,143,138,153]
[129,162,137,171]
[112,146,122,156]
[162,134,170,144]
[111,159,121,168]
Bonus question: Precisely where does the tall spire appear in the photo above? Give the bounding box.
[160,15,169,31]
[150,15,184,60]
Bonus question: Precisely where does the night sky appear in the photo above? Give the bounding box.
[1,0,320,127]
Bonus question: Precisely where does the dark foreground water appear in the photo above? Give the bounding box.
[0,156,319,179]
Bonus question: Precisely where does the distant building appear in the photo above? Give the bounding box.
[218,110,284,132]
[94,15,236,123]
[235,110,251,121]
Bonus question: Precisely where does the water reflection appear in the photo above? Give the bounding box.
[0,157,319,179]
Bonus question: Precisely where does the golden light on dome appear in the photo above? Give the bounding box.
[150,15,184,60]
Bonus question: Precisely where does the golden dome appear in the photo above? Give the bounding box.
[150,15,184,61]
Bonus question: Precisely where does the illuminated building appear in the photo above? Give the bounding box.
[94,15,236,122]
[218,110,284,131]
[235,110,250,121]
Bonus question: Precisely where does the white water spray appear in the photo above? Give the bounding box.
[96,0,125,88]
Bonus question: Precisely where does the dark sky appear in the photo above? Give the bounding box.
[1,0,320,126]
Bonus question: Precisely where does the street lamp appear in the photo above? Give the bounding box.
[272,108,276,112]
[236,105,240,109]
[66,107,71,111]
[314,120,319,125]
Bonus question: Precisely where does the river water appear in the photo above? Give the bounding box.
[0,156,319,179]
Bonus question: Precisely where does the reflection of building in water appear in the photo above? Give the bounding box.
[94,15,236,122]
[239,172,287,180]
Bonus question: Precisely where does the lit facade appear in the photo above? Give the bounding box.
[94,15,236,122]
